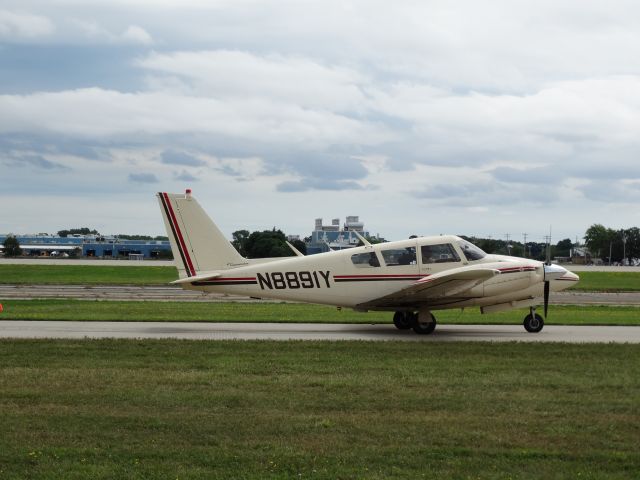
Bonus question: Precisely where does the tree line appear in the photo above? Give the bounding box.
[4,224,639,263]
[583,224,640,264]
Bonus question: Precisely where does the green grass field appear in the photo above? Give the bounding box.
[1,299,639,325]
[0,264,177,285]
[571,271,640,291]
[0,339,638,479]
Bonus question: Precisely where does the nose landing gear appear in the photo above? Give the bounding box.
[523,307,544,333]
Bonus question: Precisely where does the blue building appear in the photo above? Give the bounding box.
[0,234,171,259]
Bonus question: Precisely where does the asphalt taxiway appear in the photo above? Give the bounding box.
[1,321,638,343]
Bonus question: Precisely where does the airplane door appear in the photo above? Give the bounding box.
[418,242,464,276]
[378,240,419,274]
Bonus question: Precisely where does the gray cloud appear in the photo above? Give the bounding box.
[411,181,559,207]
[277,178,365,192]
[578,181,640,203]
[160,149,206,167]
[488,166,562,184]
[174,170,198,182]
[128,173,158,183]
[1,153,68,170]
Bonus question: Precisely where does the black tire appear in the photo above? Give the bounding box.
[393,311,415,330]
[413,314,437,334]
[523,313,544,333]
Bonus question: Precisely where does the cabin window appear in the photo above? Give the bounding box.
[421,244,461,264]
[351,252,381,268]
[380,247,416,266]
[457,239,487,261]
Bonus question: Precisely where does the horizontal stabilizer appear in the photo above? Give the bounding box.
[171,272,221,285]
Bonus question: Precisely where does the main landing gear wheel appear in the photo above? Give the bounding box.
[523,313,544,333]
[413,313,437,335]
[393,311,417,330]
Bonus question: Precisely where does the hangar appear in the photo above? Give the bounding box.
[0,234,171,259]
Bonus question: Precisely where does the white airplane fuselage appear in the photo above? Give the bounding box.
[180,236,578,312]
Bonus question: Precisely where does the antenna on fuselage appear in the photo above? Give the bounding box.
[352,230,372,248]
[286,241,304,257]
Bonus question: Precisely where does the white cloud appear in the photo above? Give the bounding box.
[139,50,366,111]
[121,25,153,45]
[0,10,54,39]
[71,19,153,45]
[0,87,390,148]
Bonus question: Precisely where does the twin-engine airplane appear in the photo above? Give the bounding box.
[158,190,579,334]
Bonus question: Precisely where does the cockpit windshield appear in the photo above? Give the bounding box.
[457,239,487,261]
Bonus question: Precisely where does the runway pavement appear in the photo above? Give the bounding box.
[1,321,638,343]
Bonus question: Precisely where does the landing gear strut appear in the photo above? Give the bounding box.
[523,307,544,333]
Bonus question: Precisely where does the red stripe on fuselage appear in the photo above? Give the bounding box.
[333,274,428,279]
[162,192,196,277]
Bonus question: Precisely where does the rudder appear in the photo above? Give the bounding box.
[157,191,246,278]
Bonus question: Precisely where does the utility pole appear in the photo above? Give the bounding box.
[505,233,511,255]
[522,233,528,258]
[622,230,627,266]
[544,234,552,263]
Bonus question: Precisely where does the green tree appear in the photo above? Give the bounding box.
[232,230,250,257]
[3,236,23,257]
[555,238,573,258]
[290,239,307,255]
[244,229,292,258]
[116,234,153,240]
[584,224,616,261]
[58,228,99,238]
[623,227,640,264]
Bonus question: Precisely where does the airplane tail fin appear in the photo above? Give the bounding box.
[157,190,246,278]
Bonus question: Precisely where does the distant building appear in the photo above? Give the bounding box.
[570,246,592,265]
[0,234,171,260]
[306,216,378,254]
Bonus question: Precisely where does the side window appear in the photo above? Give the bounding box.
[351,252,380,268]
[421,244,461,264]
[380,247,416,266]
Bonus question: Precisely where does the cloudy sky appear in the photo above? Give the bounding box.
[1,1,639,243]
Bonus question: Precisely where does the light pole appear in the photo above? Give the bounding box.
[622,230,627,266]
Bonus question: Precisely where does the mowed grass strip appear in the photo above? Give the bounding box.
[0,264,177,285]
[1,299,640,325]
[571,271,640,292]
[0,339,638,479]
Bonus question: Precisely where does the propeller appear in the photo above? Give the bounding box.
[544,280,550,317]
[544,236,551,317]
[543,263,568,318]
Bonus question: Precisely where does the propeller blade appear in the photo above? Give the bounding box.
[544,281,550,317]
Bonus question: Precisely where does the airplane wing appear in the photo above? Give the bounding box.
[357,266,500,309]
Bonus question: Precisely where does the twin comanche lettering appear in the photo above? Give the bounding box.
[257,271,331,290]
